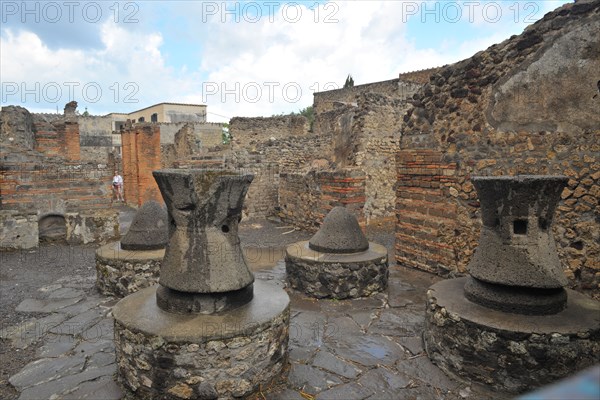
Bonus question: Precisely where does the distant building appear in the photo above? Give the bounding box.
[106,102,207,131]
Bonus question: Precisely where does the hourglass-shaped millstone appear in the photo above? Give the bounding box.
[464,175,569,315]
[152,169,255,314]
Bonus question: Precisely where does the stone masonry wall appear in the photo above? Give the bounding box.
[230,115,309,146]
[278,170,366,232]
[313,78,400,115]
[397,1,600,297]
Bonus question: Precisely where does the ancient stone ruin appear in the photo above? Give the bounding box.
[95,200,168,297]
[286,206,388,299]
[424,175,600,393]
[112,170,290,399]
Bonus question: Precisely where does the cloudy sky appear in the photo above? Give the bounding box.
[1,0,571,122]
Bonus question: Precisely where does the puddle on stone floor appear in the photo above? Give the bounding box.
[244,246,286,271]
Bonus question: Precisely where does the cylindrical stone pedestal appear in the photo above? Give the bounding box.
[113,280,290,399]
[285,241,388,299]
[95,241,164,297]
[424,278,600,393]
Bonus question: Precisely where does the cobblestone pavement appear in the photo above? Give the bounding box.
[1,218,508,400]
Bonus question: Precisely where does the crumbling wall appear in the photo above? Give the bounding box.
[313,78,401,115]
[0,106,35,149]
[398,1,600,297]
[1,106,113,216]
[230,115,309,146]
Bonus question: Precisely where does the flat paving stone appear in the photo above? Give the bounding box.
[324,316,362,339]
[59,376,122,400]
[9,356,85,390]
[326,333,405,367]
[73,337,113,356]
[287,364,344,395]
[266,388,305,400]
[312,350,362,379]
[1,313,69,349]
[290,311,327,348]
[395,355,460,392]
[49,308,107,336]
[15,297,82,313]
[369,306,425,337]
[47,287,86,299]
[397,336,425,356]
[88,351,116,368]
[36,334,77,357]
[81,317,113,342]
[317,382,374,400]
[357,367,412,399]
[16,363,116,400]
[321,295,386,315]
[346,309,376,330]
[56,296,108,315]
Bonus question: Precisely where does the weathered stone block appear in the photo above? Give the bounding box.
[65,210,119,245]
[0,211,38,250]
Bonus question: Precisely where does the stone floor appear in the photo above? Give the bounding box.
[0,218,511,400]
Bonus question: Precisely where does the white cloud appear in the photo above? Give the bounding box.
[1,21,201,116]
[1,1,573,122]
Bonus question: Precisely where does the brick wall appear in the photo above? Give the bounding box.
[278,169,366,232]
[121,124,162,206]
[395,150,459,276]
[0,144,113,215]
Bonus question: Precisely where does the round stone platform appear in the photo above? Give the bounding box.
[112,280,290,399]
[285,241,388,299]
[95,241,164,298]
[424,278,600,393]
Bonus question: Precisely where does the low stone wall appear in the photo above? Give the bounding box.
[0,211,38,250]
[95,242,163,297]
[65,210,120,245]
[278,170,366,232]
[285,241,388,299]
[113,281,290,399]
[424,278,600,393]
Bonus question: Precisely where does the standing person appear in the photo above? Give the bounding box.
[112,171,124,202]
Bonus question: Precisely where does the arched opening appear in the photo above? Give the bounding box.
[39,214,67,242]
[151,113,158,122]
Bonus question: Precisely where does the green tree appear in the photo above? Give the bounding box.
[298,105,315,132]
[343,74,354,88]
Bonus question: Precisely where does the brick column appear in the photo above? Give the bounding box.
[135,124,162,206]
[64,121,80,161]
[120,128,138,204]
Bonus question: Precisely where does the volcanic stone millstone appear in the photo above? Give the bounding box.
[309,206,369,254]
[464,175,569,315]
[120,200,168,250]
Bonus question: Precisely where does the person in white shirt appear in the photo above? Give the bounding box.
[112,171,124,202]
